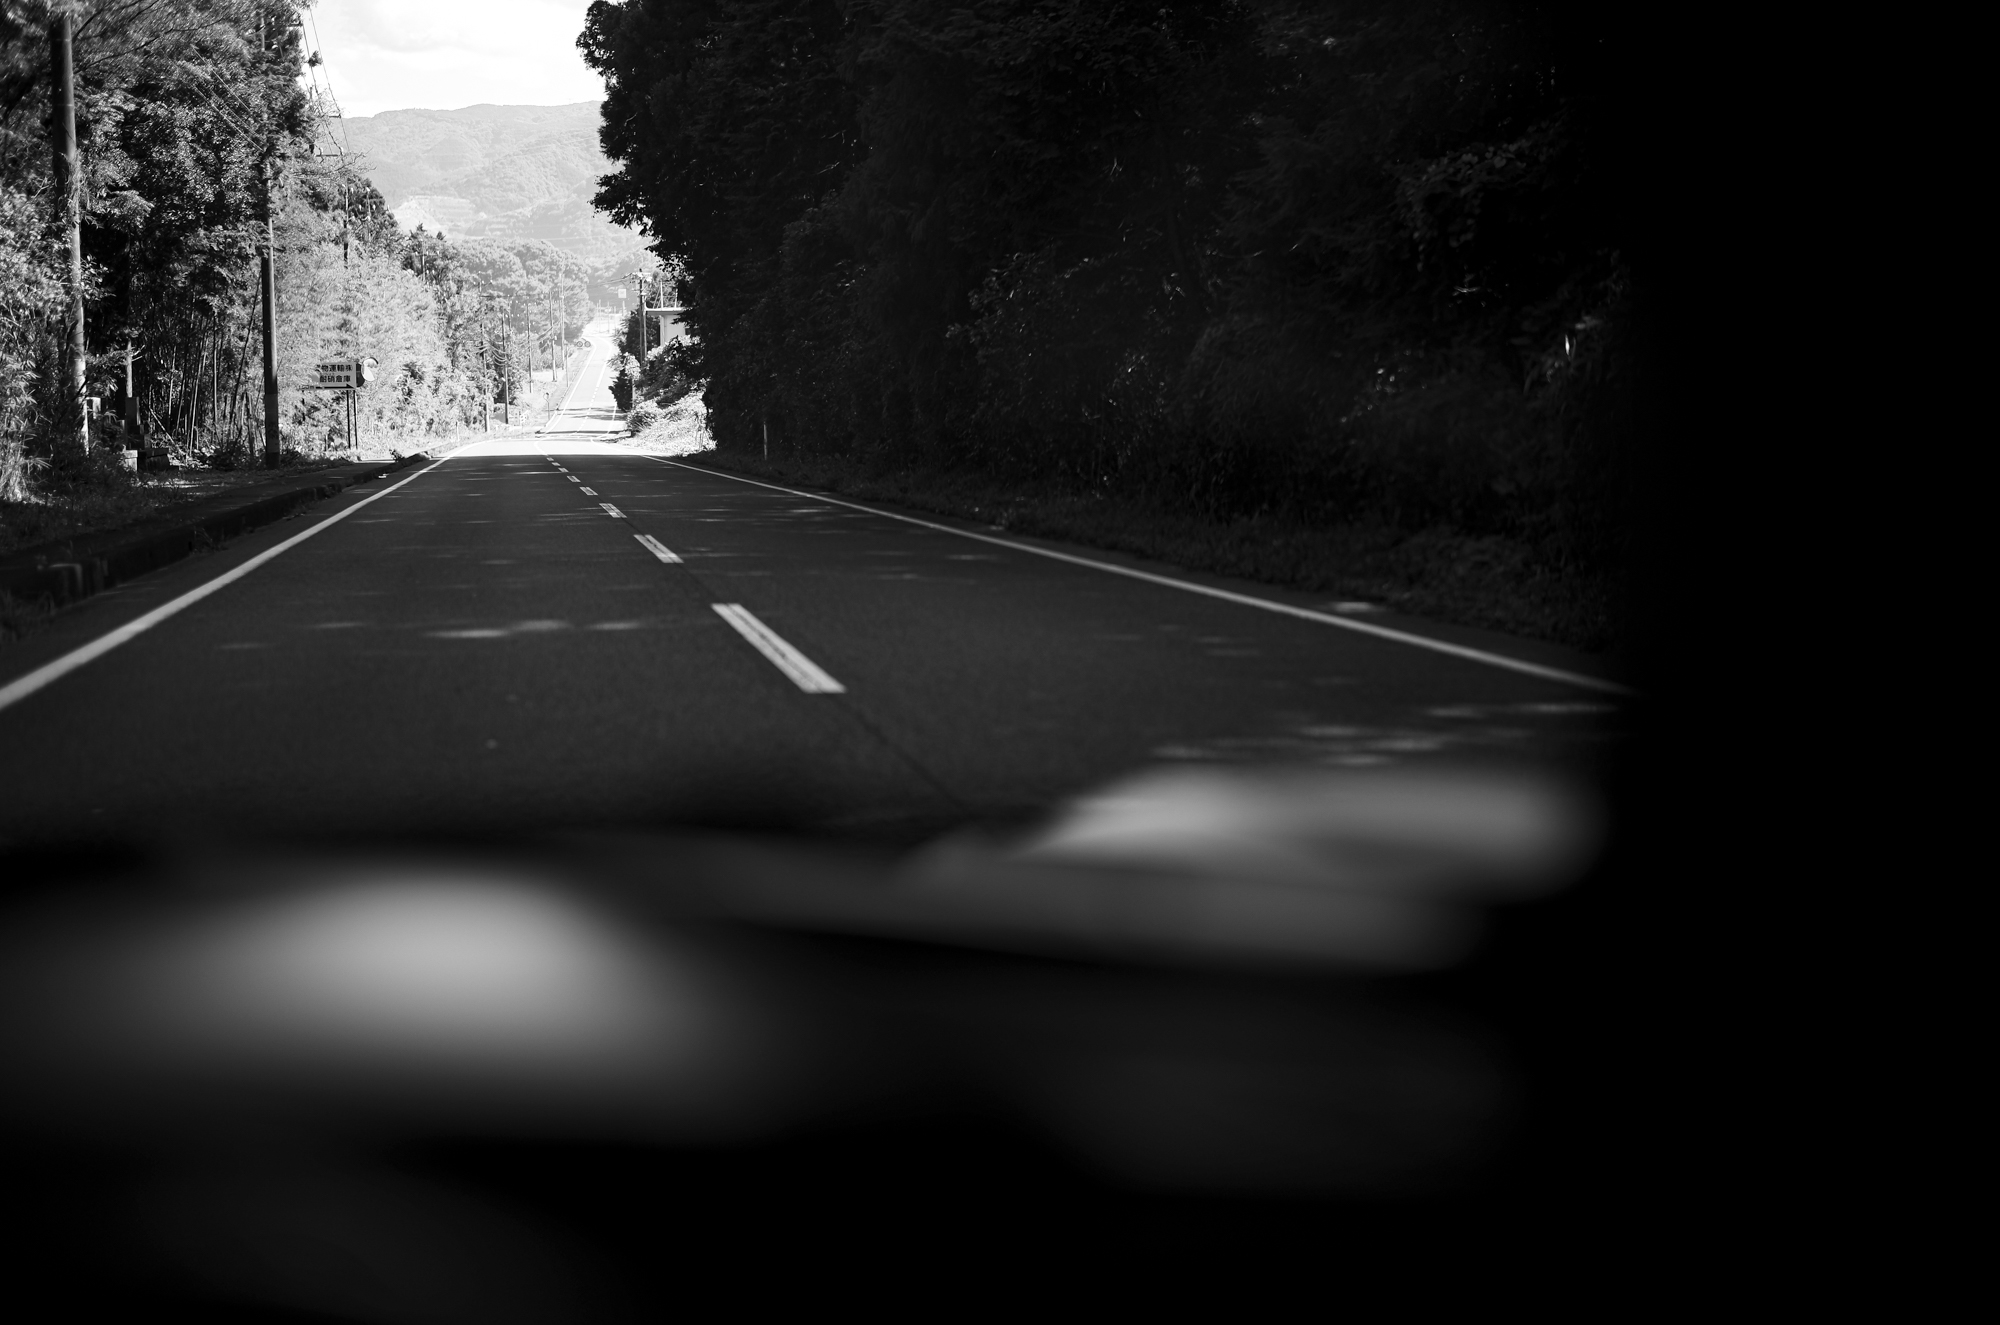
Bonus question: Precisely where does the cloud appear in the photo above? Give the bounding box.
[305,0,604,117]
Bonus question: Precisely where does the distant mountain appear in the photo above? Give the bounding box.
[335,102,647,264]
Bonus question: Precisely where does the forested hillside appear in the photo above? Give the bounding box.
[338,102,645,264]
[582,0,1642,646]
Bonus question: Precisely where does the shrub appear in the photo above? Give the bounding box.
[626,400,661,434]
[610,355,637,411]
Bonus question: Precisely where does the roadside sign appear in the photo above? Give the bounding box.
[307,357,376,390]
[311,360,357,389]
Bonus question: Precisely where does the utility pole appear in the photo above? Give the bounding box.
[49,7,86,450]
[483,291,510,426]
[261,155,280,466]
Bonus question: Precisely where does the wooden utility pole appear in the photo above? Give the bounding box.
[49,7,87,450]
[260,156,280,466]
[252,13,280,465]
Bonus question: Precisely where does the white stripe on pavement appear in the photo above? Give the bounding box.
[712,604,845,694]
[644,458,1627,695]
[634,534,683,564]
[579,486,597,495]
[0,458,454,715]
[600,503,624,518]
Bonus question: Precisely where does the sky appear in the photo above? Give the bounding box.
[303,0,606,119]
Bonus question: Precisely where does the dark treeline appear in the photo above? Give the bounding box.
[582,0,1641,585]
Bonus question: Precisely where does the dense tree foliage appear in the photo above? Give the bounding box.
[2,0,597,500]
[583,0,1638,566]
[3,0,312,484]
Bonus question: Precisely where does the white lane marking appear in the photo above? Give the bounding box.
[540,336,603,428]
[600,503,625,518]
[579,486,598,496]
[573,341,611,415]
[635,534,683,564]
[0,458,453,715]
[567,475,580,483]
[544,331,617,431]
[643,458,1626,695]
[712,604,845,693]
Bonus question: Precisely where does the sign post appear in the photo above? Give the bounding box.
[306,358,375,454]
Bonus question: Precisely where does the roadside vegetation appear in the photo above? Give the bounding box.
[696,450,1614,649]
[583,0,1640,650]
[1,0,595,552]
[610,319,714,455]
[0,454,339,557]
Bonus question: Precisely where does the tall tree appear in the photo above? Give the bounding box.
[583,0,1639,571]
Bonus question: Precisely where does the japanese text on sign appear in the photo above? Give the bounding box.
[308,359,376,389]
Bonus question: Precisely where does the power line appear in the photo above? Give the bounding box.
[184,60,266,130]
[303,8,352,159]
[181,80,262,152]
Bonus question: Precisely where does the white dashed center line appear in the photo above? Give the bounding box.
[580,486,598,496]
[600,503,625,518]
[634,534,683,564]
[712,604,845,693]
[567,475,580,483]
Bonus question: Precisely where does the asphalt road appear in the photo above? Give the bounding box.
[0,322,1621,846]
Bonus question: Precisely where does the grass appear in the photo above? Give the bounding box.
[0,425,495,559]
[693,450,1620,653]
[0,460,358,559]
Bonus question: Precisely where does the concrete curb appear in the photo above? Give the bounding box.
[0,447,444,614]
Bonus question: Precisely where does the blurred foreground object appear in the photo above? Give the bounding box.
[894,764,1602,969]
[0,763,1602,1319]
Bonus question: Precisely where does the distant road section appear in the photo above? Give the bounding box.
[543,315,626,434]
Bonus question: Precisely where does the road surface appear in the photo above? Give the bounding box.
[0,319,1620,845]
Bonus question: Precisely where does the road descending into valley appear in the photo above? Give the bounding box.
[0,321,1622,845]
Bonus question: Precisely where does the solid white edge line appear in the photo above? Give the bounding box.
[0,456,454,715]
[634,534,683,564]
[600,503,624,518]
[712,603,845,694]
[644,457,1628,695]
